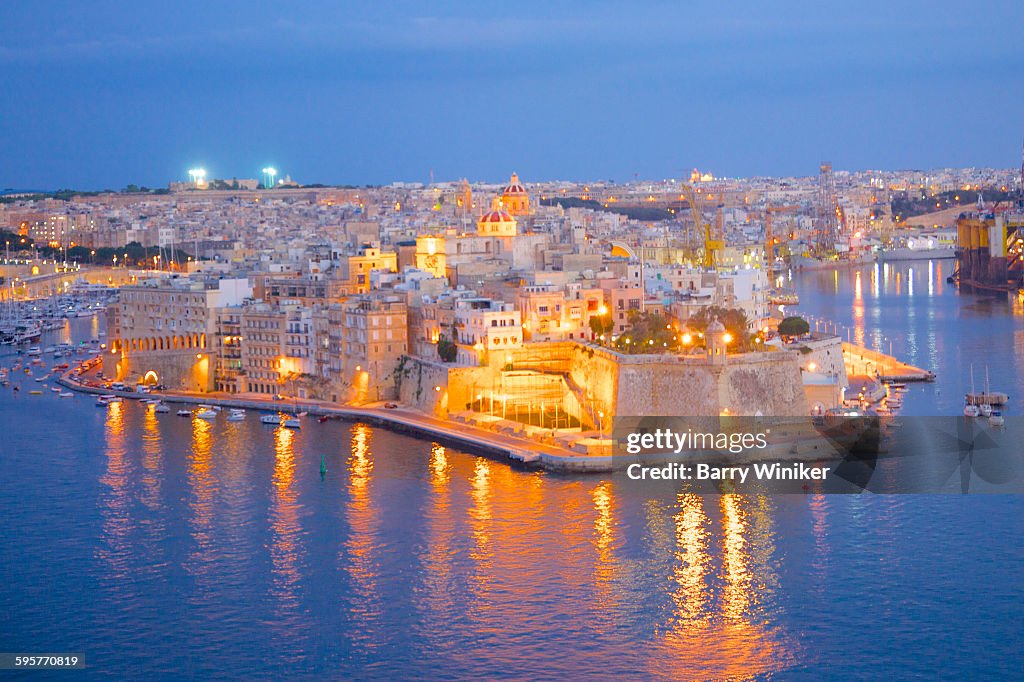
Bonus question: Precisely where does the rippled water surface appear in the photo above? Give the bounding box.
[1,289,1023,678]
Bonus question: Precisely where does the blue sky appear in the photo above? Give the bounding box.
[1,1,1022,189]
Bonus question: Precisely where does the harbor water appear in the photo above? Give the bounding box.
[1,273,1022,678]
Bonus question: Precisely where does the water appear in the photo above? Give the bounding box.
[786,259,1024,416]
[1,302,1023,679]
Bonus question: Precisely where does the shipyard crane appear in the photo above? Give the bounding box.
[680,184,724,269]
[765,204,800,266]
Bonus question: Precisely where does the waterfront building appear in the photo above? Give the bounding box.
[105,277,250,391]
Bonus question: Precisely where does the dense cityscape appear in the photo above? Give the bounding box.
[2,161,1022,469]
[3,2,1023,678]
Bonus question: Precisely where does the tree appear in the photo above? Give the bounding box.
[436,335,457,363]
[778,316,810,338]
[687,306,752,350]
[613,311,678,353]
[589,310,613,342]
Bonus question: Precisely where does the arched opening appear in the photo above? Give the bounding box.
[200,333,206,349]
[143,370,159,386]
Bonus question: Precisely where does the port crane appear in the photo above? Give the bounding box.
[680,184,724,269]
[765,204,800,266]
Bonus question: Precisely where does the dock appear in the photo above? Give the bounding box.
[842,342,935,382]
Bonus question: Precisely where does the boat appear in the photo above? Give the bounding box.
[196,408,218,420]
[27,347,41,356]
[227,408,246,422]
[50,387,61,393]
[154,403,171,413]
[979,403,993,417]
[29,390,42,395]
[34,377,46,383]
[58,391,73,398]
[260,414,282,425]
[284,417,301,429]
[177,409,192,417]
[989,411,1005,426]
[964,404,980,418]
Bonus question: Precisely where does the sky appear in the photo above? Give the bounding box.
[1,1,1022,190]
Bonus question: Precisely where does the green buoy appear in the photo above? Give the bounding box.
[320,454,327,479]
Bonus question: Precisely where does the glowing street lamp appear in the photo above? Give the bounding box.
[188,168,207,188]
[262,167,278,189]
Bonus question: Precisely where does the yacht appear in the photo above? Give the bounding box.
[979,403,993,417]
[58,391,73,398]
[154,402,171,413]
[963,403,980,418]
[227,408,246,422]
[196,408,218,420]
[177,409,192,417]
[284,417,301,429]
[989,410,1005,426]
[260,414,282,425]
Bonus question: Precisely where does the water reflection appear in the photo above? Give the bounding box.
[140,406,163,513]
[654,493,791,680]
[468,458,494,605]
[592,481,619,610]
[670,492,709,626]
[185,416,216,579]
[343,423,381,650]
[270,425,302,612]
[97,400,131,580]
[416,443,457,653]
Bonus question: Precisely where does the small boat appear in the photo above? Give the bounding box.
[59,391,73,398]
[34,377,46,383]
[227,409,246,422]
[284,417,301,429]
[260,414,282,425]
[979,403,993,417]
[964,404,980,418]
[177,409,192,417]
[26,347,41,356]
[154,403,171,413]
[989,410,1005,426]
[888,382,907,390]
[29,390,42,395]
[196,408,218,420]
[50,387,61,393]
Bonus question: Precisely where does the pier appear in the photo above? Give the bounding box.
[842,342,935,382]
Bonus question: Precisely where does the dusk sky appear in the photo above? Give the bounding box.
[2,1,1022,189]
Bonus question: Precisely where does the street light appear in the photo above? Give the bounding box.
[262,167,278,188]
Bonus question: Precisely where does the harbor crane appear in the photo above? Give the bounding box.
[680,184,724,269]
[765,204,800,266]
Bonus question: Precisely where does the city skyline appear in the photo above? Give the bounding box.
[2,1,1023,189]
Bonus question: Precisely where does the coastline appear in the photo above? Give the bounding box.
[56,364,616,473]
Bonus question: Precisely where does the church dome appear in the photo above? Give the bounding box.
[707,318,726,334]
[479,209,514,223]
[502,172,527,195]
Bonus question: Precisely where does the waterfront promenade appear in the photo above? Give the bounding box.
[57,363,615,473]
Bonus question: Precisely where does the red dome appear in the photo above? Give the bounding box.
[502,172,527,196]
[479,209,514,223]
